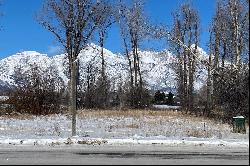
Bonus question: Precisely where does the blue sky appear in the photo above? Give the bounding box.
[0,0,216,59]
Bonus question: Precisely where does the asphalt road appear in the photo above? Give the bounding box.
[0,144,249,165]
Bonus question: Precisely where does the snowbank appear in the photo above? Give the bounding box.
[0,137,248,148]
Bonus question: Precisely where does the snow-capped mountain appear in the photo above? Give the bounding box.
[0,44,208,93]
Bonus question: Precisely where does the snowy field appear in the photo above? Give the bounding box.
[0,109,248,148]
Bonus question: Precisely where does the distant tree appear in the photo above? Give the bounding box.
[167,92,174,105]
[84,60,98,109]
[154,90,166,104]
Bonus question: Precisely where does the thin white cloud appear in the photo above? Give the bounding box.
[47,45,63,56]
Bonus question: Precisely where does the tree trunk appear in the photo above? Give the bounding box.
[70,60,77,136]
[206,30,213,117]
[230,0,241,69]
[100,31,108,108]
[214,30,220,69]
[100,31,105,80]
[135,43,143,90]
[187,27,193,112]
[133,45,138,88]
[122,37,134,107]
[123,37,134,89]
[135,41,143,107]
[206,57,213,117]
[222,41,226,68]
[183,49,188,113]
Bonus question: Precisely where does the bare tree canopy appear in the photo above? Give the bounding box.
[36,0,103,56]
[211,0,249,69]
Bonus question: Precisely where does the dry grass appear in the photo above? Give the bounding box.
[0,111,36,120]
[0,108,227,127]
[125,124,140,129]
[186,129,212,138]
[77,109,217,124]
[78,109,181,118]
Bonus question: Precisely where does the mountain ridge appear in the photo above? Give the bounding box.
[0,44,208,94]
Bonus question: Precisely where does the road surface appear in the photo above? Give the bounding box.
[0,144,249,165]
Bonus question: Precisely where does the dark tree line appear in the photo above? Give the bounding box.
[154,90,174,105]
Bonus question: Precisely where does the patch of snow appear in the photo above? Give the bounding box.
[0,96,9,101]
[233,116,245,119]
[0,137,248,148]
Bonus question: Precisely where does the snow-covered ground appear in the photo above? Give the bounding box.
[0,110,248,148]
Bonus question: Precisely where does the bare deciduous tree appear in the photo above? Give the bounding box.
[170,3,200,114]
[212,0,248,70]
[36,0,103,136]
[115,0,152,108]
[207,0,249,122]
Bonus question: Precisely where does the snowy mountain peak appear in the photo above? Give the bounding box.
[0,44,208,93]
[16,51,43,56]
